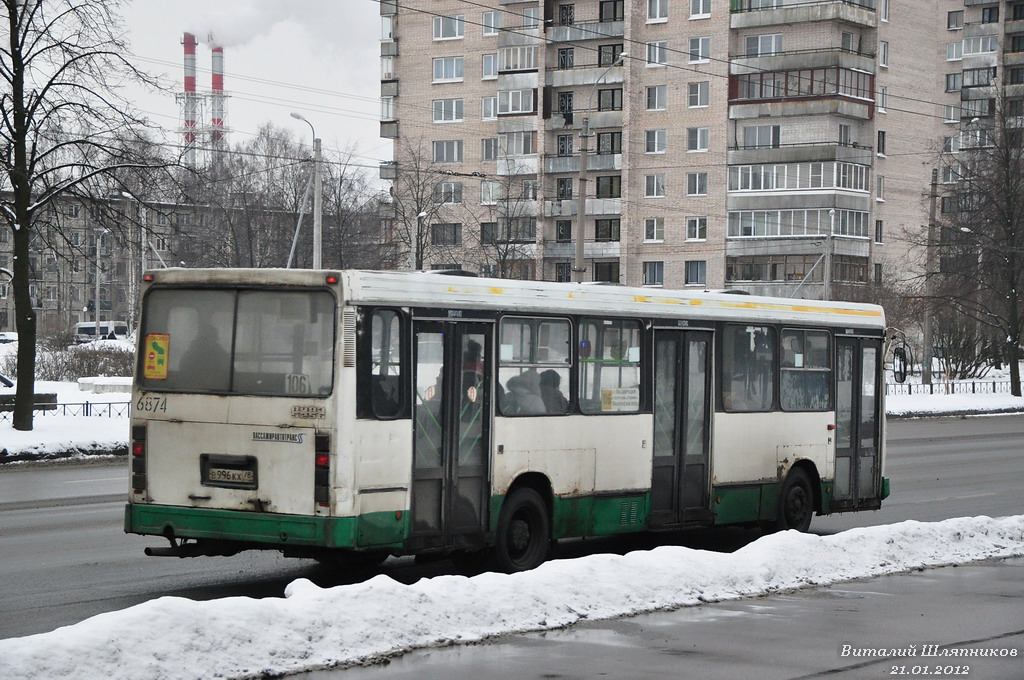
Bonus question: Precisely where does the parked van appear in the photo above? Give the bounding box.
[73,321,129,344]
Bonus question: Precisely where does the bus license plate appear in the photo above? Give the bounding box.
[200,454,258,490]
[207,468,254,484]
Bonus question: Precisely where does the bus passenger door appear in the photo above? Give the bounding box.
[650,330,712,526]
[409,321,491,551]
[834,336,882,508]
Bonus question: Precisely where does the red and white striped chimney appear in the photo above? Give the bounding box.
[211,39,225,144]
[182,32,198,160]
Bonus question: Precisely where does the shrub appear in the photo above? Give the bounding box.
[0,343,134,381]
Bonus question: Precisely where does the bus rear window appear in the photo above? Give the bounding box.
[139,288,335,396]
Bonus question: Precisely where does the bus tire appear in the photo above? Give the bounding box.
[494,487,550,573]
[775,468,814,533]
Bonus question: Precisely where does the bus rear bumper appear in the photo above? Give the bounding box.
[124,503,407,551]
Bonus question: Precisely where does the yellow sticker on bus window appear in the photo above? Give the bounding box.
[144,334,170,380]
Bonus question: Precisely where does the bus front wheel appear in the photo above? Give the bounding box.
[775,468,814,532]
[495,487,550,572]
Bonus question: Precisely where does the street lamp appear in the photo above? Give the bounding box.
[823,208,835,300]
[290,112,323,269]
[573,52,627,283]
[414,211,427,270]
[94,229,109,341]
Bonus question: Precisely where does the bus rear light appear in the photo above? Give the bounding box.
[130,425,147,493]
[314,433,330,506]
[325,274,338,285]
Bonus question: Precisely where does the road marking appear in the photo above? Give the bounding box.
[908,492,998,504]
[64,477,125,484]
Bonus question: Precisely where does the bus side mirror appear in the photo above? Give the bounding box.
[892,346,908,384]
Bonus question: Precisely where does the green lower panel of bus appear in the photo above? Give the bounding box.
[125,504,409,550]
[711,481,835,525]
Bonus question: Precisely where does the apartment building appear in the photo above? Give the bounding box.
[378,0,984,301]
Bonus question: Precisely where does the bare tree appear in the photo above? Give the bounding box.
[1,0,176,429]
[930,88,1024,396]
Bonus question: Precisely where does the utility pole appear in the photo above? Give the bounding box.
[922,168,939,385]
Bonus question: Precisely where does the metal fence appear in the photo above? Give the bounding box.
[0,401,130,423]
[885,381,1013,396]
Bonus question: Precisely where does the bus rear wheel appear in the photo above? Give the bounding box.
[495,487,550,573]
[775,468,814,532]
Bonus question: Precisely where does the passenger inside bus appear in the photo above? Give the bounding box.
[539,369,569,414]
[503,371,546,415]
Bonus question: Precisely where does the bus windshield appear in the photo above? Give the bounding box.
[139,288,335,396]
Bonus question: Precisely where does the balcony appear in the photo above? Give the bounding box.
[730,47,874,75]
[380,121,398,139]
[542,240,621,260]
[547,63,625,89]
[380,40,398,57]
[379,161,397,180]
[498,156,539,176]
[544,152,622,174]
[727,141,874,166]
[547,20,624,43]
[731,0,876,30]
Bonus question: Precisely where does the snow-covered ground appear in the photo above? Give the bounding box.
[1,515,1022,680]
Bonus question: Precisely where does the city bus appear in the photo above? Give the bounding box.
[125,268,891,572]
[73,320,130,344]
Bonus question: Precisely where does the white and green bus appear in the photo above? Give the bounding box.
[126,268,891,571]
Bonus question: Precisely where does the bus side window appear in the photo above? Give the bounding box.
[369,309,403,418]
[722,324,775,412]
[498,316,572,416]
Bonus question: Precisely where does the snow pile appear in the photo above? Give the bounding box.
[1,515,1022,680]
[886,391,1024,416]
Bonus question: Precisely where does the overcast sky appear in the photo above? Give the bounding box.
[122,0,387,173]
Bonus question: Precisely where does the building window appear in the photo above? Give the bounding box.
[499,45,536,71]
[876,175,885,201]
[645,129,666,153]
[481,222,498,244]
[964,36,998,55]
[432,98,464,123]
[944,105,960,123]
[686,172,708,196]
[432,140,464,163]
[643,261,664,286]
[745,34,782,57]
[434,182,463,204]
[874,263,883,284]
[598,44,624,66]
[687,216,707,241]
[880,0,889,21]
[947,41,962,61]
[688,36,710,63]
[431,223,462,246]
[498,89,535,115]
[482,97,497,121]
[597,131,622,154]
[483,11,501,35]
[879,41,888,67]
[878,86,887,111]
[557,177,574,200]
[874,219,883,243]
[432,56,464,82]
[839,123,852,146]
[482,53,497,79]
[687,127,709,152]
[688,81,709,107]
[645,174,666,198]
[945,73,962,91]
[743,124,780,149]
[558,3,575,26]
[600,0,624,22]
[595,219,621,242]
[558,91,574,123]
[557,134,573,157]
[593,261,620,283]
[433,15,465,40]
[557,47,574,70]
[556,220,572,243]
[690,0,711,18]
[647,41,668,66]
[596,176,621,199]
[646,85,667,110]
[981,6,999,23]
[597,88,623,111]
[380,96,394,121]
[481,181,499,205]
[947,10,963,30]
[645,217,665,242]
[685,260,706,286]
[648,0,668,21]
[499,130,535,155]
[555,262,572,282]
[523,7,541,28]
[482,137,498,161]
[877,130,886,155]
